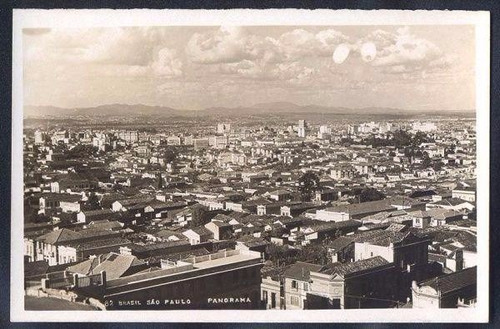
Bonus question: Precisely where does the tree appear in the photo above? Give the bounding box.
[86,192,100,210]
[432,161,443,172]
[298,171,320,202]
[164,147,178,164]
[445,145,456,156]
[392,130,413,148]
[359,188,385,203]
[298,243,331,265]
[422,154,432,168]
[412,131,434,146]
[157,172,164,189]
[265,243,298,266]
[66,144,96,159]
[190,205,211,227]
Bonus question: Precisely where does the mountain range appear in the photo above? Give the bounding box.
[24,102,475,118]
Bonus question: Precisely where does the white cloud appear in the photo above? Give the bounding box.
[23,25,473,112]
[24,27,184,80]
[362,27,444,71]
[151,48,183,77]
[187,27,346,84]
[277,28,348,60]
[186,26,260,64]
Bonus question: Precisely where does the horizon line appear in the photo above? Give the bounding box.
[23,103,477,113]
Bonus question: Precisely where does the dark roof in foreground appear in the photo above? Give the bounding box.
[418,266,476,295]
[283,261,324,281]
[327,236,355,251]
[324,199,396,216]
[319,256,390,277]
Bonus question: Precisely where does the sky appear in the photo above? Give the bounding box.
[23,25,475,111]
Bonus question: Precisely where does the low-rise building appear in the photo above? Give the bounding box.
[182,227,214,245]
[411,267,476,308]
[306,257,399,309]
[99,249,263,309]
[283,262,325,310]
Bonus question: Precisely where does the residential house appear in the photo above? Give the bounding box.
[426,198,475,213]
[452,187,476,202]
[30,228,122,265]
[77,209,120,224]
[283,262,325,310]
[182,227,214,245]
[205,220,233,241]
[316,200,396,222]
[39,193,83,214]
[411,267,476,308]
[67,252,148,280]
[306,257,399,309]
[268,190,292,202]
[353,231,430,271]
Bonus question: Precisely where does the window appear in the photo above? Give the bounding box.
[370,252,373,257]
[262,290,268,304]
[291,280,298,289]
[290,295,300,306]
[303,282,309,291]
[271,292,277,309]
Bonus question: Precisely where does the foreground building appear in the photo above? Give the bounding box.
[42,248,264,310]
[306,256,399,309]
[411,267,476,308]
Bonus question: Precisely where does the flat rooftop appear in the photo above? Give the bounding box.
[192,249,261,269]
[105,249,262,290]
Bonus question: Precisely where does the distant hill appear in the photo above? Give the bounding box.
[202,102,473,117]
[24,104,193,118]
[203,103,405,115]
[24,102,475,118]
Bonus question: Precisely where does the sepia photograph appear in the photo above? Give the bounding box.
[11,9,490,322]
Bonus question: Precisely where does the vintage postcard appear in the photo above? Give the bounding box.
[11,9,489,322]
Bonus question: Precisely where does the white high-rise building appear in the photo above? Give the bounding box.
[217,123,231,134]
[318,125,332,139]
[34,130,44,145]
[298,120,307,138]
[319,125,331,134]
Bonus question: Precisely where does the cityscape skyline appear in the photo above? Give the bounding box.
[23,25,475,112]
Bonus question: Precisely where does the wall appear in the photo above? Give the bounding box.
[261,276,281,309]
[412,286,440,308]
[284,277,310,310]
[463,250,477,269]
[103,263,262,310]
[57,245,77,264]
[308,273,344,308]
[354,243,394,263]
[60,201,81,213]
[24,238,35,262]
[36,241,58,265]
[316,210,348,222]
